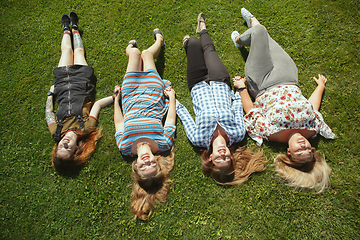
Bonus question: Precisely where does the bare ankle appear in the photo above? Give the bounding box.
[250,17,260,27]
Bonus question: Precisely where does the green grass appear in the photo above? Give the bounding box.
[1,0,359,239]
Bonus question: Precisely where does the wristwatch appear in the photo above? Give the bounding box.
[47,91,54,97]
[236,87,247,91]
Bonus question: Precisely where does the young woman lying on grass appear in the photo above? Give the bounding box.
[231,8,335,193]
[46,12,113,172]
[176,13,266,186]
[113,29,176,220]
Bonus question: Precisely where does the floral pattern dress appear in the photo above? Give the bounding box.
[244,85,335,146]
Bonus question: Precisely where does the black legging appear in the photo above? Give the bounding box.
[184,29,231,90]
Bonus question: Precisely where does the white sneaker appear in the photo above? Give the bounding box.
[241,8,254,28]
[231,31,242,48]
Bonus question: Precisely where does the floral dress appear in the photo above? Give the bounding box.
[244,85,335,146]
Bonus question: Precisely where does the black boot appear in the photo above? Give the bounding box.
[61,14,71,32]
[69,11,79,30]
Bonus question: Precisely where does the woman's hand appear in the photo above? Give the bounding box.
[233,76,254,113]
[232,76,246,89]
[164,86,175,99]
[49,85,54,93]
[113,85,124,131]
[114,85,121,100]
[313,74,327,87]
[308,74,327,111]
[164,86,177,126]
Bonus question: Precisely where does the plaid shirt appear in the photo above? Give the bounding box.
[176,81,246,148]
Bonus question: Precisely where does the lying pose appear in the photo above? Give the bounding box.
[232,8,335,193]
[113,29,176,220]
[46,12,113,171]
[177,13,265,185]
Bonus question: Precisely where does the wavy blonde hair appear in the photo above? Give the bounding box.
[131,148,174,220]
[52,128,102,172]
[201,146,266,185]
[274,148,331,193]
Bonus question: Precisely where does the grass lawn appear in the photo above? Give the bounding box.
[0,0,359,239]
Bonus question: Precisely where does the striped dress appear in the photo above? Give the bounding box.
[115,70,176,156]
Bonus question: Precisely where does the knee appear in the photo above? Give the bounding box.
[187,37,201,48]
[61,45,73,55]
[74,47,84,56]
[141,49,151,59]
[127,47,141,57]
[254,24,267,35]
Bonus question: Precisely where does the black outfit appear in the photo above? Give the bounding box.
[183,29,231,90]
[53,65,97,142]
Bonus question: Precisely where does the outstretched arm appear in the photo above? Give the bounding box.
[113,85,124,131]
[176,100,202,146]
[45,85,56,126]
[308,74,327,111]
[233,76,254,114]
[164,86,176,126]
[89,95,114,119]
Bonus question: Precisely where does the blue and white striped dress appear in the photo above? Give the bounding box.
[115,70,176,156]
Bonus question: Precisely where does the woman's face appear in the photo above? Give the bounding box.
[136,144,158,178]
[287,133,313,161]
[211,146,231,171]
[57,131,78,160]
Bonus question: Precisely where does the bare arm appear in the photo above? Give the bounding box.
[89,95,114,119]
[45,85,56,126]
[113,85,124,131]
[308,74,327,111]
[233,76,254,114]
[164,86,176,126]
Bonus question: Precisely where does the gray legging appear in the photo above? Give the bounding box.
[238,24,299,98]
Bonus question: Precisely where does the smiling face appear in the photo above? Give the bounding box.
[57,131,78,160]
[287,133,313,162]
[136,143,158,178]
[210,145,232,171]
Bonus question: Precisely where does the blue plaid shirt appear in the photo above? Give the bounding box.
[176,81,246,148]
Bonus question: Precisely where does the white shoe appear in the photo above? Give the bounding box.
[231,31,242,48]
[241,8,254,28]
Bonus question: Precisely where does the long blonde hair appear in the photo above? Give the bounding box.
[131,148,174,220]
[274,148,331,193]
[201,146,266,185]
[52,128,102,171]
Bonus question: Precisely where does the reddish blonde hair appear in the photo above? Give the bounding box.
[201,146,266,185]
[274,148,331,193]
[131,148,174,220]
[52,128,102,171]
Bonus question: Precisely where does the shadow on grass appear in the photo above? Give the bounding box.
[122,155,136,163]
[238,45,249,62]
[155,46,166,78]
[56,164,84,178]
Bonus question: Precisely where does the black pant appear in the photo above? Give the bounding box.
[184,30,231,90]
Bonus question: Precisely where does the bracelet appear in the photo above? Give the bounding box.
[236,87,246,91]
